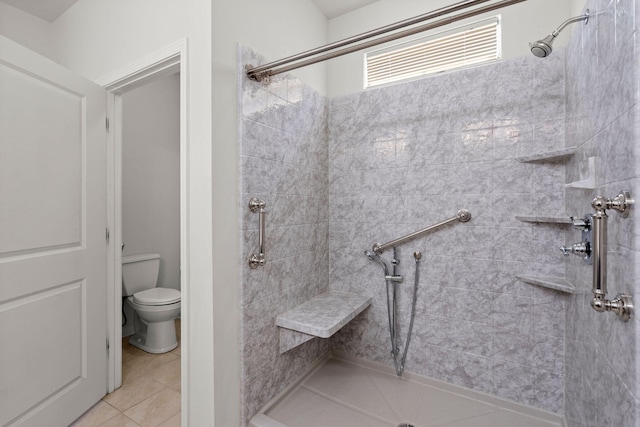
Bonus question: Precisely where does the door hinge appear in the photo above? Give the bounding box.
[106,117,110,131]
[106,227,110,243]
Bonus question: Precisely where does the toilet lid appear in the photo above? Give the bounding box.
[133,288,181,305]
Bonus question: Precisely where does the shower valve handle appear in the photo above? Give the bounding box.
[560,241,591,259]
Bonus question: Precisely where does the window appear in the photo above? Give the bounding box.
[364,16,501,88]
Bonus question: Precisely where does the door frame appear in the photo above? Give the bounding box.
[96,38,188,400]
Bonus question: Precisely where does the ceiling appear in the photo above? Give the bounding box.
[311,0,380,19]
[0,0,381,22]
[0,0,79,22]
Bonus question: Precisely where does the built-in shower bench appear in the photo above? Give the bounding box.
[276,291,372,353]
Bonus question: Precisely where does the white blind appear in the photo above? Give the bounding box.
[365,17,501,88]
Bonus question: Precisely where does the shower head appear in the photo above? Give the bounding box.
[530,34,556,58]
[530,10,589,58]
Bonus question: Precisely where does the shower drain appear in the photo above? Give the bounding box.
[398,424,415,427]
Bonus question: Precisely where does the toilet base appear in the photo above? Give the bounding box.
[128,319,178,354]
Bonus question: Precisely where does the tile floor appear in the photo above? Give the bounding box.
[71,320,181,427]
[262,357,564,427]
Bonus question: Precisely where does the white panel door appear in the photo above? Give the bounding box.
[0,36,107,426]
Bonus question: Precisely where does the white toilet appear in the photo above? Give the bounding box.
[122,253,181,354]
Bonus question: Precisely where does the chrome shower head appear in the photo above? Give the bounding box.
[530,10,589,58]
[530,34,556,58]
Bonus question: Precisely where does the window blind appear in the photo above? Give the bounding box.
[365,17,501,88]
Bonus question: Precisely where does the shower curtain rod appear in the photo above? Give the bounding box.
[246,0,528,82]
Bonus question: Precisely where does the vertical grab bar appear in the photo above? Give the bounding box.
[248,198,266,269]
[589,191,634,321]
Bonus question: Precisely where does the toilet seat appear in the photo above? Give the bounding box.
[133,288,181,306]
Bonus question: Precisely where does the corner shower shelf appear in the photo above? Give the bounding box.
[516,147,577,163]
[515,216,572,224]
[515,275,577,294]
[276,291,372,353]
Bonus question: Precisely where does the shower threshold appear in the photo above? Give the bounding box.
[250,354,564,427]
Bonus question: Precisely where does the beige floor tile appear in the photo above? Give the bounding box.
[123,339,149,364]
[124,389,181,427]
[103,376,166,412]
[122,362,142,384]
[72,326,183,427]
[158,412,181,427]
[169,378,181,393]
[151,358,181,386]
[170,344,181,357]
[70,401,120,427]
[98,413,141,427]
[125,352,179,377]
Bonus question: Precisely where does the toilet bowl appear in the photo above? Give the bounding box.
[122,254,181,354]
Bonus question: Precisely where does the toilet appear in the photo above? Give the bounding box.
[122,253,181,354]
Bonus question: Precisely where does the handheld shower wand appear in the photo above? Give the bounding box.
[530,10,589,58]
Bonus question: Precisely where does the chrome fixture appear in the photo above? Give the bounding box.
[366,247,422,377]
[365,250,403,282]
[561,215,592,262]
[372,209,471,255]
[246,0,529,82]
[365,250,390,275]
[248,198,266,268]
[530,10,589,58]
[365,210,470,376]
[590,191,634,321]
[560,241,590,258]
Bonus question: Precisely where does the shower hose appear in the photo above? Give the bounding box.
[385,250,421,377]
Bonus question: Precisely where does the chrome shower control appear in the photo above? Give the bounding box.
[563,214,593,264]
[560,241,591,260]
[571,216,590,230]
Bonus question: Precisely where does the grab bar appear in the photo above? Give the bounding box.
[590,191,633,321]
[372,209,471,254]
[248,198,266,268]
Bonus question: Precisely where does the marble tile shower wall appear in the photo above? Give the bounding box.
[328,54,569,413]
[563,1,639,426]
[239,47,330,425]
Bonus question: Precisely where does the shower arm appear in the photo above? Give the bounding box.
[372,210,471,255]
[551,12,589,37]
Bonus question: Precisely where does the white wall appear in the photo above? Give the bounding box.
[213,0,328,93]
[0,2,54,57]
[211,1,327,424]
[122,74,181,291]
[48,0,215,425]
[327,0,586,97]
[1,0,326,423]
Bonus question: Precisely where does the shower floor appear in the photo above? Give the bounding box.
[252,356,564,427]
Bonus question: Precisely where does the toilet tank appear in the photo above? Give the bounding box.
[122,253,160,296]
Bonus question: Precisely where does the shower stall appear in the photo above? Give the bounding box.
[239,0,639,425]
